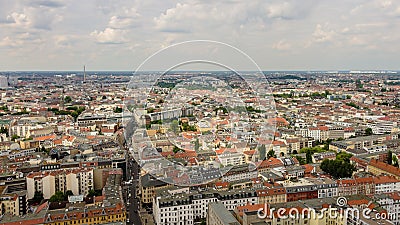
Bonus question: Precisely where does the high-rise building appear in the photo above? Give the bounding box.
[83,65,86,83]
[0,75,8,88]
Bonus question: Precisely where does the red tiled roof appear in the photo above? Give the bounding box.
[369,159,400,177]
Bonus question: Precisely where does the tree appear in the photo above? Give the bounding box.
[0,127,7,135]
[173,146,182,154]
[114,107,123,113]
[64,96,72,103]
[194,138,200,152]
[267,150,276,158]
[295,156,306,165]
[388,151,393,165]
[11,134,19,141]
[87,189,96,197]
[320,159,356,179]
[49,191,65,202]
[87,189,102,198]
[336,152,353,163]
[393,155,399,168]
[65,190,74,200]
[259,144,266,160]
[365,128,373,136]
[306,150,313,164]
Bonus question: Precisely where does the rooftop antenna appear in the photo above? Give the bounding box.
[83,65,86,83]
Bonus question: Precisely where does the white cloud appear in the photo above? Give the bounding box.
[312,24,336,43]
[109,16,134,29]
[8,12,30,27]
[90,28,127,44]
[272,40,291,51]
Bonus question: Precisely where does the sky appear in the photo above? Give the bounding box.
[0,0,400,71]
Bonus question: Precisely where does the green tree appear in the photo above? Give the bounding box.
[295,156,306,165]
[393,155,399,168]
[64,190,74,200]
[114,107,123,113]
[49,191,65,202]
[64,96,72,103]
[336,152,353,163]
[173,146,182,154]
[87,189,102,198]
[306,150,313,164]
[267,150,276,158]
[259,144,266,160]
[388,151,393,165]
[11,134,19,141]
[87,189,96,197]
[365,128,373,136]
[320,159,356,179]
[0,127,7,134]
[194,138,200,152]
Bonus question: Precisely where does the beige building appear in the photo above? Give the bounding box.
[0,186,27,216]
[140,174,172,204]
[26,168,94,199]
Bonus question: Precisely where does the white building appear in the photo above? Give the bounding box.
[0,76,8,88]
[375,193,400,225]
[153,188,258,225]
[26,168,94,199]
[218,151,245,167]
[374,176,400,194]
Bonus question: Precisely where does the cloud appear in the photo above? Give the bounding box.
[108,16,135,29]
[29,0,64,8]
[312,24,336,43]
[266,2,298,19]
[8,12,30,27]
[0,32,42,48]
[272,40,291,51]
[90,28,127,44]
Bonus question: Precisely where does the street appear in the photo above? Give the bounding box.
[124,155,142,225]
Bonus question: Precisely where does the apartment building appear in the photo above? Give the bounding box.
[153,188,258,225]
[26,168,94,199]
[368,159,400,179]
[207,202,240,225]
[256,184,287,204]
[337,175,400,196]
[375,192,400,225]
[221,164,258,182]
[0,189,27,216]
[140,174,173,205]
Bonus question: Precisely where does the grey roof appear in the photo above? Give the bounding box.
[140,173,171,188]
[208,202,240,225]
